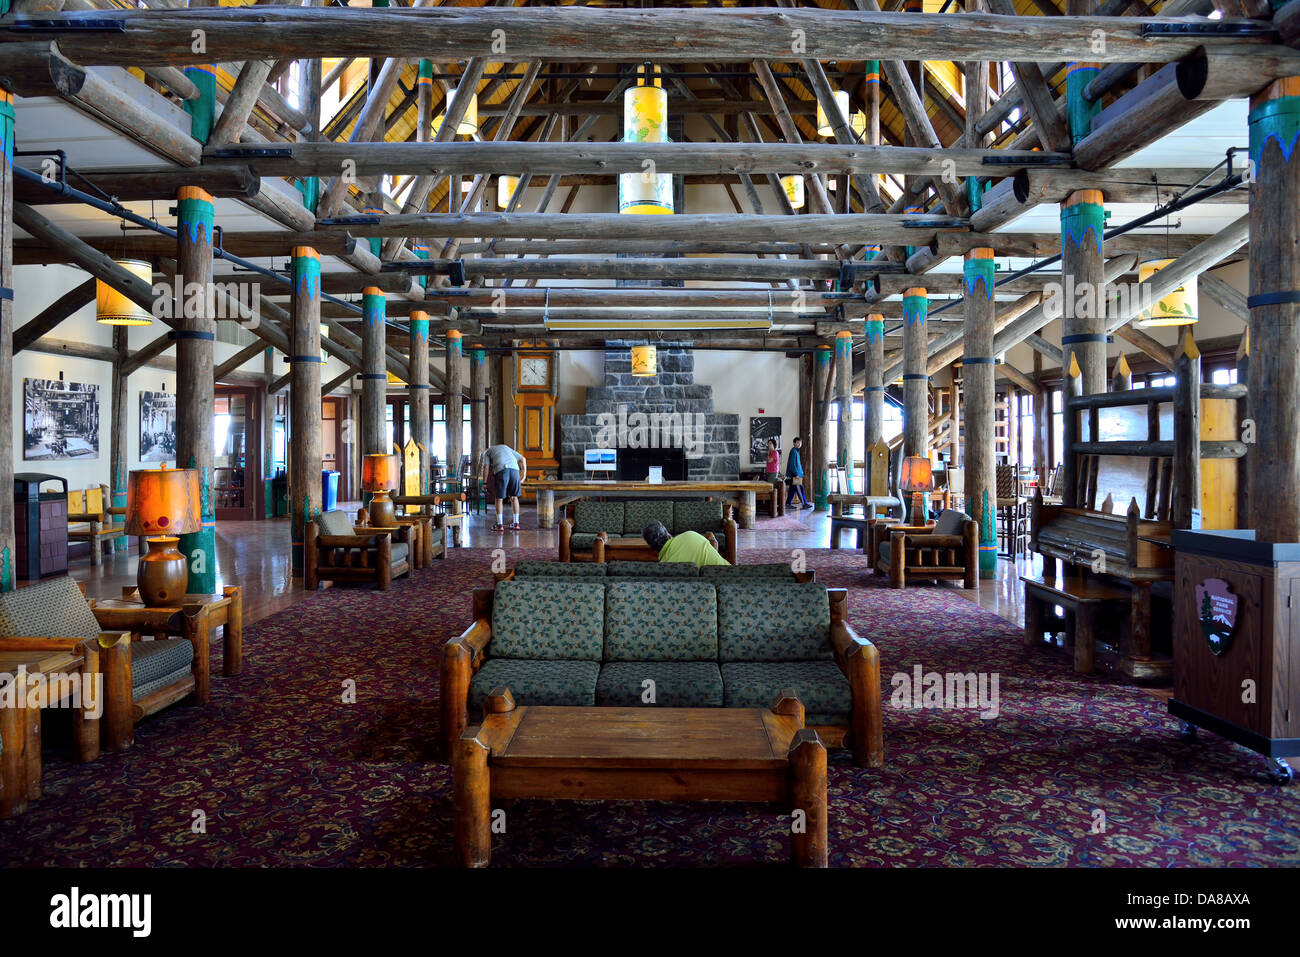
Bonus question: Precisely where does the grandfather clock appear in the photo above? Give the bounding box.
[513,341,558,477]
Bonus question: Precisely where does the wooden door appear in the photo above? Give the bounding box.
[214,386,261,521]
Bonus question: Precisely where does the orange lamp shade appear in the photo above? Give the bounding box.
[362,453,400,492]
[900,455,934,492]
[124,467,201,537]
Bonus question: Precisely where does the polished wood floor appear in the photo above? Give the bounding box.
[67,502,1040,628]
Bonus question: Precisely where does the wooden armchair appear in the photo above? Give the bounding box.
[871,508,978,589]
[304,509,413,591]
[67,484,127,566]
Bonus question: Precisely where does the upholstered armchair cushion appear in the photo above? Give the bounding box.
[469,659,600,712]
[606,560,698,578]
[622,500,674,536]
[315,509,355,537]
[131,639,195,700]
[932,508,971,536]
[490,580,605,659]
[515,560,607,578]
[0,576,100,640]
[573,500,625,534]
[603,581,718,661]
[716,583,832,662]
[700,563,796,581]
[721,660,852,723]
[568,533,602,554]
[389,542,409,568]
[672,500,724,534]
[595,661,724,707]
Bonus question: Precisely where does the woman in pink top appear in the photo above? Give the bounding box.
[764,438,782,497]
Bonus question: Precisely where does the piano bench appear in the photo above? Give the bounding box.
[1021,575,1131,675]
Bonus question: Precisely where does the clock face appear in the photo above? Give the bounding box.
[520,356,549,387]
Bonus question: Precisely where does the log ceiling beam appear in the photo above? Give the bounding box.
[13,278,96,353]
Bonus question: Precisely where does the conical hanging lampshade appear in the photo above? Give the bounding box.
[96,259,153,325]
[619,64,673,215]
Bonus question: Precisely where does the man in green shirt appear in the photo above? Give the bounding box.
[641,521,731,568]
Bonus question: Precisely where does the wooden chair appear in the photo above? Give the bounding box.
[66,484,127,566]
[304,509,413,591]
[870,508,979,589]
[996,464,1029,558]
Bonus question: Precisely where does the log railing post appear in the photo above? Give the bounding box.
[409,310,431,495]
[1063,353,1082,508]
[1172,329,1202,530]
[963,248,997,579]
[290,246,323,575]
[175,186,217,594]
[1247,77,1300,542]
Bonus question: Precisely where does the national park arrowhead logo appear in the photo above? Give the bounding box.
[1195,578,1238,656]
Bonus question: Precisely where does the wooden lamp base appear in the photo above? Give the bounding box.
[137,537,189,607]
[368,490,395,528]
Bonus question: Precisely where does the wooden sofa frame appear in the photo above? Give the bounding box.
[440,586,882,768]
[304,522,413,590]
[869,517,979,590]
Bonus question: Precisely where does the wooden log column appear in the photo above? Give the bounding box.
[963,248,997,579]
[902,287,929,458]
[289,246,323,575]
[812,344,832,510]
[360,286,387,458]
[1247,77,1300,542]
[0,86,12,590]
[834,330,853,488]
[175,186,216,594]
[863,313,885,486]
[1172,329,1202,530]
[408,310,431,494]
[469,342,487,474]
[110,327,130,552]
[445,329,464,478]
[1060,189,1108,395]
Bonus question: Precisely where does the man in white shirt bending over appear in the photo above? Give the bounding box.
[482,444,527,531]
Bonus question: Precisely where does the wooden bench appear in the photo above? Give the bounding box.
[1021,572,1133,675]
[829,514,870,549]
[66,484,127,566]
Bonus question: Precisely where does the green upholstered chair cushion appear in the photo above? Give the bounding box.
[720,660,851,721]
[131,638,195,700]
[0,576,100,641]
[878,539,891,563]
[605,560,698,577]
[469,659,600,712]
[672,500,724,535]
[603,581,718,661]
[315,509,354,537]
[595,661,724,707]
[700,563,797,581]
[515,560,607,578]
[568,533,601,554]
[716,583,832,661]
[573,500,624,534]
[491,580,605,659]
[933,508,970,536]
[622,500,674,536]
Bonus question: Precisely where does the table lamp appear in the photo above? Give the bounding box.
[362,453,399,528]
[125,466,201,607]
[900,455,934,526]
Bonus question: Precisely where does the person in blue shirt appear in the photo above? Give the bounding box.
[786,436,812,508]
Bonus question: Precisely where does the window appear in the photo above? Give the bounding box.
[1018,393,1034,468]
[431,403,473,470]
[1051,389,1064,468]
[1210,367,1238,385]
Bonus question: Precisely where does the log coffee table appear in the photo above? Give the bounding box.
[453,689,828,867]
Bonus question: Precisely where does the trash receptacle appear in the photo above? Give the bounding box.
[321,470,340,512]
[14,473,69,581]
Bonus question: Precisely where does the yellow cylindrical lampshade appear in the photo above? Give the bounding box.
[900,455,934,492]
[631,344,657,377]
[816,90,850,137]
[125,467,201,536]
[781,174,806,210]
[497,174,519,209]
[97,260,153,326]
[433,89,477,136]
[1137,258,1198,327]
[362,453,400,492]
[620,72,673,215]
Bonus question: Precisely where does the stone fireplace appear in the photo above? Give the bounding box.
[559,345,741,481]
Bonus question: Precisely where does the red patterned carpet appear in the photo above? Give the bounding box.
[2,547,1297,867]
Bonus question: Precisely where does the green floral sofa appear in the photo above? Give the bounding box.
[500,559,814,583]
[558,499,738,564]
[441,579,881,767]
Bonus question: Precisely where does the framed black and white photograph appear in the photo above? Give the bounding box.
[23,378,100,460]
[140,390,177,463]
[749,415,781,465]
